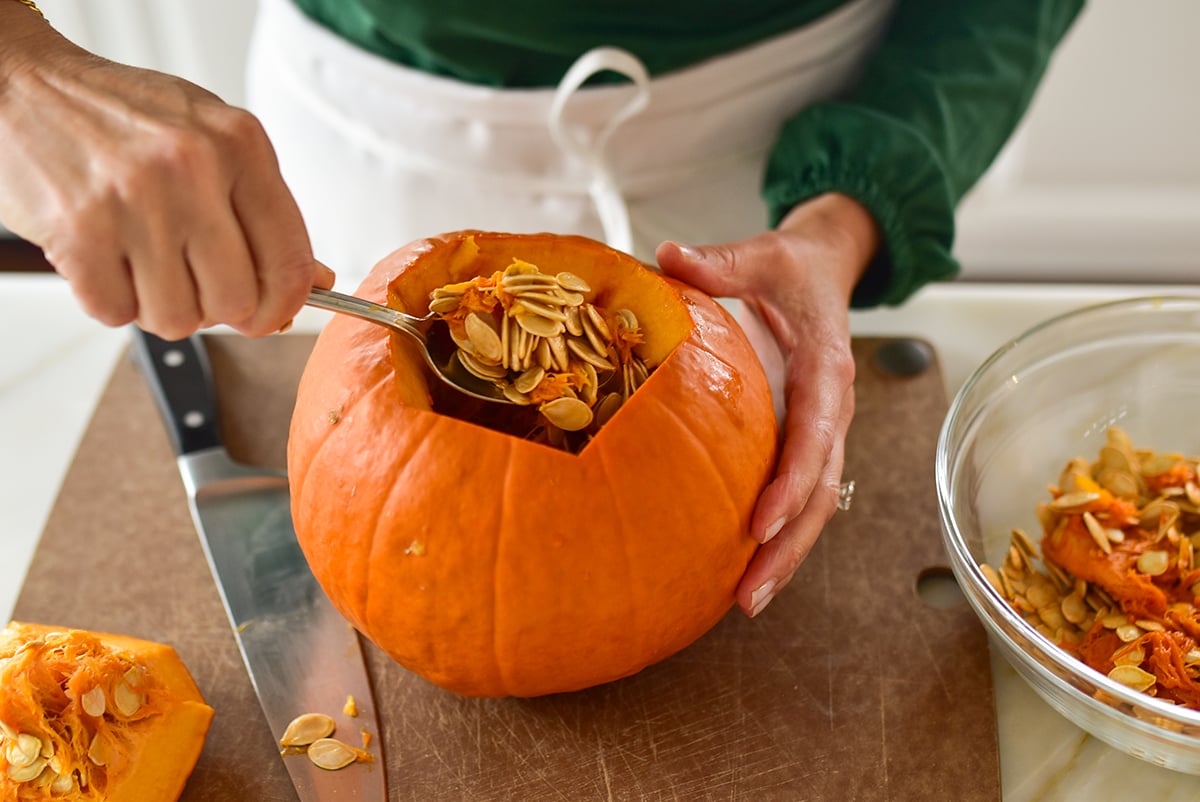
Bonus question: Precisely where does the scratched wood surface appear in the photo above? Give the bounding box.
[16,334,1000,801]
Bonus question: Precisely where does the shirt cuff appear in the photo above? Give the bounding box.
[762,102,962,309]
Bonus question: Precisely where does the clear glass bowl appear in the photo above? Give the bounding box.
[937,295,1200,773]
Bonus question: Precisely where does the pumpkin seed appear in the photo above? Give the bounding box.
[564,306,584,337]
[1050,491,1100,512]
[427,295,461,315]
[555,289,586,307]
[580,362,599,406]
[515,298,569,323]
[1113,645,1145,666]
[501,383,532,405]
[307,738,358,771]
[457,351,508,381]
[535,338,553,372]
[555,271,591,293]
[113,681,143,717]
[464,312,503,363]
[566,338,614,371]
[540,397,593,432]
[514,311,563,339]
[1097,467,1139,499]
[1116,624,1142,643]
[1136,550,1169,577]
[449,324,478,357]
[547,334,569,372]
[1108,664,1156,692]
[513,290,572,307]
[87,736,108,767]
[1082,512,1112,554]
[501,272,558,288]
[1100,613,1128,629]
[81,686,106,717]
[593,392,622,429]
[6,733,42,768]
[50,772,74,794]
[1060,593,1089,625]
[580,304,610,355]
[514,366,545,395]
[280,713,336,747]
[1142,453,1180,477]
[7,758,46,784]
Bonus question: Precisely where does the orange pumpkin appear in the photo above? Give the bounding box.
[288,232,778,697]
[0,621,213,801]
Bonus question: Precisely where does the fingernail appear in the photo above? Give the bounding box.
[762,517,786,544]
[749,579,777,617]
[673,242,705,262]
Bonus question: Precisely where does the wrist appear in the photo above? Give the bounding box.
[0,2,65,81]
[776,192,880,299]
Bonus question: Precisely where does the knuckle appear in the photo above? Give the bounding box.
[139,309,201,342]
[209,294,259,327]
[66,277,137,328]
[81,293,137,328]
[210,107,273,158]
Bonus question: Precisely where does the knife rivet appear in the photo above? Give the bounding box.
[162,348,186,368]
[182,411,206,429]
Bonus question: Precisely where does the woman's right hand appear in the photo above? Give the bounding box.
[0,5,332,339]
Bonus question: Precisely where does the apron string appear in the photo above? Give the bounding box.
[548,47,650,255]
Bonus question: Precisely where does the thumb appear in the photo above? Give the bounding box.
[312,259,337,290]
[655,240,743,298]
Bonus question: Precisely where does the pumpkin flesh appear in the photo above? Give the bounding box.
[0,622,213,801]
[289,232,778,697]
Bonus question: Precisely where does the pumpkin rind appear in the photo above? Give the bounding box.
[0,621,214,801]
[288,232,778,697]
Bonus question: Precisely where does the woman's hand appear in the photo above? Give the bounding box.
[656,192,879,617]
[0,7,332,339]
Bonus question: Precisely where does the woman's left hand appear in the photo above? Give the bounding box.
[656,192,879,617]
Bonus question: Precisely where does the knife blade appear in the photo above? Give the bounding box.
[132,328,387,802]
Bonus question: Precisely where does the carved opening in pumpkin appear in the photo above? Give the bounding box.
[386,234,693,452]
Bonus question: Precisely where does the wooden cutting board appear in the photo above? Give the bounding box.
[14,334,1000,801]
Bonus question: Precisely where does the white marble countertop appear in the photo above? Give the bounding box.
[5,272,1200,800]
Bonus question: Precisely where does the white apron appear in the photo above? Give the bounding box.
[246,0,894,288]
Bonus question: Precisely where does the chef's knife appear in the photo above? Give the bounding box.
[132,328,386,802]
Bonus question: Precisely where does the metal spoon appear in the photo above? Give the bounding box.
[305,287,512,404]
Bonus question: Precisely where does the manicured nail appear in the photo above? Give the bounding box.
[749,579,777,617]
[762,517,786,544]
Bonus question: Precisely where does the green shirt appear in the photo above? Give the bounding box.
[292,0,1084,307]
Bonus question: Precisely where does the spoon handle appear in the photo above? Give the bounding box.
[305,287,428,341]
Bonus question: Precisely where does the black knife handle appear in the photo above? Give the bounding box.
[131,328,222,456]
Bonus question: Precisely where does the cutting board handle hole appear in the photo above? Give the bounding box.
[915,566,965,609]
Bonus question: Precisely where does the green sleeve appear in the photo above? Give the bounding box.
[762,0,1085,307]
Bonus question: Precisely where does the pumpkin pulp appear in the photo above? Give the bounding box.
[0,622,213,801]
[390,233,694,449]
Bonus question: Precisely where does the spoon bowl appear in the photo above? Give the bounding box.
[305,287,513,404]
